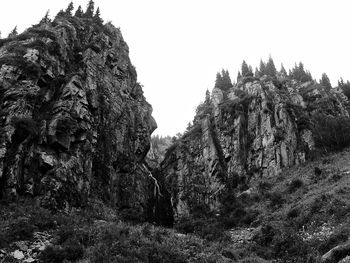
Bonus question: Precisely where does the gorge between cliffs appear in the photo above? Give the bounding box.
[1,3,350,263]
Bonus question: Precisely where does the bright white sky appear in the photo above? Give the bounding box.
[1,0,350,136]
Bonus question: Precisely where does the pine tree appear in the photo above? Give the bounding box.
[254,67,260,78]
[39,10,51,24]
[280,64,287,76]
[320,73,332,90]
[65,2,74,16]
[8,26,18,38]
[56,9,65,18]
[237,71,242,81]
[259,59,266,76]
[265,56,276,77]
[94,7,104,24]
[75,5,83,17]
[205,89,211,104]
[215,70,232,91]
[85,0,95,17]
[241,60,250,77]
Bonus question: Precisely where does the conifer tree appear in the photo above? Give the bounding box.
[75,5,83,17]
[241,60,250,77]
[254,67,260,78]
[265,56,276,77]
[39,10,51,24]
[8,26,18,38]
[215,70,233,91]
[85,0,95,17]
[56,9,65,18]
[320,73,332,90]
[65,2,74,16]
[205,89,210,104]
[259,59,266,76]
[237,71,242,81]
[280,64,287,76]
[94,7,103,24]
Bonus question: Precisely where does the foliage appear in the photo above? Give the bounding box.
[320,73,332,90]
[241,60,253,77]
[65,2,74,16]
[338,78,350,100]
[75,5,84,17]
[287,178,304,193]
[289,62,313,82]
[312,113,350,152]
[264,56,276,77]
[85,0,95,18]
[215,69,233,91]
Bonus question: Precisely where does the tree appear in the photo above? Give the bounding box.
[254,67,260,78]
[215,70,233,91]
[84,0,95,17]
[265,56,276,77]
[280,64,287,76]
[205,89,210,104]
[320,73,332,90]
[8,26,18,38]
[75,5,83,17]
[290,62,312,83]
[65,2,74,16]
[94,7,104,24]
[39,10,51,24]
[259,59,266,76]
[237,71,242,81]
[338,78,350,100]
[241,60,253,77]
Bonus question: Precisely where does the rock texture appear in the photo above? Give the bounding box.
[161,76,350,217]
[0,15,157,217]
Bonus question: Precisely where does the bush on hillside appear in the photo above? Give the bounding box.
[312,113,350,152]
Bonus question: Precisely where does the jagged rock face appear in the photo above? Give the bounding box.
[162,77,349,217]
[0,16,157,215]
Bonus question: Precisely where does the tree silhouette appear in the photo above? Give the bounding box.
[215,70,233,91]
[39,10,51,24]
[65,2,74,16]
[280,64,287,76]
[8,26,18,38]
[320,73,332,90]
[259,59,266,76]
[241,60,252,77]
[265,56,276,77]
[75,5,83,17]
[85,0,95,17]
[94,7,103,24]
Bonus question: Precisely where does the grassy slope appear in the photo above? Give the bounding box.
[1,148,350,263]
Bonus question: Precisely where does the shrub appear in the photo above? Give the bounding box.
[288,178,304,193]
[40,241,84,263]
[8,217,35,241]
[267,191,285,208]
[312,113,350,152]
[286,207,300,219]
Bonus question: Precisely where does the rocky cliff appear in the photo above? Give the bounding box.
[161,75,350,217]
[0,14,158,218]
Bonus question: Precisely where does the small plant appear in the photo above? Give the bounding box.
[288,178,304,193]
[8,217,35,241]
[267,191,285,208]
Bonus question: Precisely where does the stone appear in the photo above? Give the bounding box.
[13,250,25,260]
[0,13,160,219]
[161,77,350,218]
[321,241,350,263]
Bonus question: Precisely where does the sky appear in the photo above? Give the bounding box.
[1,0,350,136]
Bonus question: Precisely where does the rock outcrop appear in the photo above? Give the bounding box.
[0,15,157,218]
[161,75,350,217]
